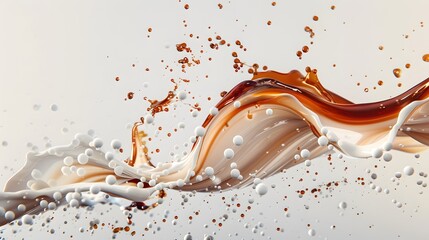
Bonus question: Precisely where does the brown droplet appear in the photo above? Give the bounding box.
[304,26,315,38]
[378,45,384,50]
[218,3,223,9]
[377,80,383,86]
[115,76,120,81]
[393,68,401,78]
[331,5,336,10]
[398,83,402,87]
[176,42,190,52]
[267,20,272,26]
[148,28,152,32]
[423,54,429,62]
[184,4,189,9]
[364,88,369,92]
[127,92,134,100]
[405,63,411,69]
[302,46,309,53]
[232,52,238,57]
[272,2,276,6]
[313,16,319,21]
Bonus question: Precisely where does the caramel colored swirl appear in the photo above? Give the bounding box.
[1,70,429,226]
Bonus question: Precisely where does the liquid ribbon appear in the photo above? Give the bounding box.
[1,69,429,226]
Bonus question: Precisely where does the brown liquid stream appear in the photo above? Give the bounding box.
[2,69,429,226]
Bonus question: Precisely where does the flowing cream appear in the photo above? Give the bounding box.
[1,70,429,226]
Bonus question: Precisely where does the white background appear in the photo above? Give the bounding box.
[0,0,429,239]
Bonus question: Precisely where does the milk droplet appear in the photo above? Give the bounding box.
[144,114,154,124]
[93,138,103,148]
[5,211,15,221]
[339,201,347,209]
[22,214,33,225]
[76,168,86,176]
[40,200,48,208]
[233,101,241,108]
[404,166,414,176]
[70,199,79,208]
[308,229,316,236]
[304,160,311,167]
[77,153,89,164]
[266,108,273,116]
[50,104,58,111]
[230,162,237,169]
[209,107,219,116]
[255,183,268,196]
[194,126,206,137]
[48,202,56,210]
[111,139,122,150]
[90,185,101,194]
[383,153,392,162]
[149,179,157,186]
[184,233,193,240]
[383,142,393,151]
[63,156,73,166]
[224,148,235,159]
[317,136,329,146]
[105,152,114,161]
[85,148,93,156]
[178,91,187,100]
[105,175,117,185]
[233,135,244,146]
[300,149,310,159]
[33,104,41,111]
[230,169,240,178]
[371,148,383,158]
[176,179,185,188]
[205,167,214,176]
[321,127,329,135]
[17,204,26,212]
[53,192,62,201]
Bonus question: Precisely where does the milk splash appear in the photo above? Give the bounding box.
[1,70,429,226]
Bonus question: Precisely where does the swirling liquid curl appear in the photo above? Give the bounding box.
[1,69,429,226]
